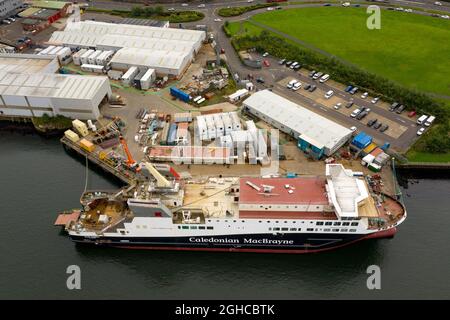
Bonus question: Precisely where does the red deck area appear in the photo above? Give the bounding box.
[54,210,80,226]
[239,177,328,205]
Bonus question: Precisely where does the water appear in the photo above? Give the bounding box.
[1,132,449,299]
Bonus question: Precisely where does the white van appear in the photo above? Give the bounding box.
[351,108,361,118]
[417,115,428,125]
[324,90,334,99]
[319,74,330,83]
[292,82,302,91]
[287,79,298,89]
[425,116,435,127]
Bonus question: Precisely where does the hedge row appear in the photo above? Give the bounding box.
[217,4,276,17]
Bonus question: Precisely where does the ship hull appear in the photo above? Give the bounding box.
[70,228,396,254]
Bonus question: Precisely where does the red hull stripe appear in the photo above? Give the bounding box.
[115,228,397,254]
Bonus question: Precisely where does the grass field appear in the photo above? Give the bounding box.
[405,150,450,163]
[245,7,450,96]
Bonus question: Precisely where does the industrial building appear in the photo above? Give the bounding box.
[0,0,22,19]
[243,90,352,158]
[48,20,206,78]
[0,54,112,120]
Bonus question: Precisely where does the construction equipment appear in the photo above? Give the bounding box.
[119,135,140,172]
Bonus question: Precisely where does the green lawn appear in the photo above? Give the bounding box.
[249,7,450,96]
[405,150,450,163]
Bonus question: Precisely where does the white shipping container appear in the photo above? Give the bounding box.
[38,45,56,55]
[107,69,124,80]
[81,64,105,73]
[196,116,208,141]
[361,154,375,166]
[140,68,156,90]
[80,49,95,65]
[72,48,87,65]
[88,50,103,65]
[121,66,139,85]
[48,46,63,55]
[96,50,114,66]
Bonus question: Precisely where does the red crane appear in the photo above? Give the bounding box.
[119,135,140,172]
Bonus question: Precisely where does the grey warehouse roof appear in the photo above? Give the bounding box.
[243,90,352,150]
[0,71,109,100]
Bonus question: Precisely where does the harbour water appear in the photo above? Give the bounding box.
[1,132,449,299]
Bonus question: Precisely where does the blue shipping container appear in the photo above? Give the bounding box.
[170,87,191,102]
[351,132,372,149]
[167,123,178,145]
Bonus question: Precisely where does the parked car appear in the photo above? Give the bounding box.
[168,8,175,11]
[435,1,442,6]
[350,87,359,94]
[333,103,342,110]
[198,4,206,8]
[371,97,380,104]
[345,101,354,108]
[350,126,357,132]
[286,61,293,67]
[293,64,301,70]
[319,74,330,83]
[263,60,270,67]
[256,77,265,83]
[408,110,416,117]
[345,85,353,92]
[304,84,311,91]
[2,19,11,25]
[214,18,222,22]
[367,119,377,127]
[278,59,286,65]
[342,2,350,7]
[405,9,413,13]
[292,82,302,91]
[309,70,316,77]
[356,111,368,120]
[287,79,298,89]
[389,102,399,112]
[309,85,317,92]
[373,122,382,130]
[324,90,334,99]
[396,105,406,114]
[262,52,269,57]
[380,124,389,132]
[351,109,361,118]
[361,92,368,99]
[417,127,425,136]
[313,72,323,80]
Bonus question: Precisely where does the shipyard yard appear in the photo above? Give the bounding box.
[0,0,449,302]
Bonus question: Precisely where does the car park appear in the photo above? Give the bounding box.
[396,105,406,114]
[309,85,317,92]
[345,101,354,108]
[292,82,302,91]
[304,84,311,91]
[345,85,353,92]
[417,128,425,136]
[351,109,361,118]
[389,102,399,112]
[367,119,377,127]
[287,79,298,89]
[361,92,368,99]
[380,124,389,132]
[373,122,382,130]
[324,90,334,99]
[313,72,323,80]
[356,111,368,120]
[371,97,380,104]
[350,87,359,94]
[333,103,342,110]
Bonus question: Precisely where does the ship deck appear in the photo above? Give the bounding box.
[182,177,240,218]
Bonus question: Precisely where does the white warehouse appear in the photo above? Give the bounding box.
[48,20,206,78]
[242,90,352,158]
[0,71,112,120]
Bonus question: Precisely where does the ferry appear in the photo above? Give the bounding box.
[56,163,406,253]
